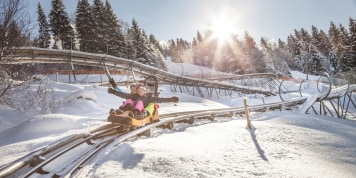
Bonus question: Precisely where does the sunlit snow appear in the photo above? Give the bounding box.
[0,60,355,178]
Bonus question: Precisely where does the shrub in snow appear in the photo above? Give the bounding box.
[2,76,61,114]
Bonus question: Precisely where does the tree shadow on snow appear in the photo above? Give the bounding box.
[247,126,269,161]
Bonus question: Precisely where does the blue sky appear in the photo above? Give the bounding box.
[30,0,356,42]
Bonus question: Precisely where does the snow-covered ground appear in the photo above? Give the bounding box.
[0,61,356,178]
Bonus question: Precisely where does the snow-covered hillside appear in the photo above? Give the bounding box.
[0,62,355,177]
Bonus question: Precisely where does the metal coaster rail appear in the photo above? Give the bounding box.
[0,96,307,178]
[3,47,356,117]
[2,81,355,177]
[0,124,127,178]
[4,47,275,96]
[1,48,355,177]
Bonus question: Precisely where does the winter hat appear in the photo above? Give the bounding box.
[136,84,146,91]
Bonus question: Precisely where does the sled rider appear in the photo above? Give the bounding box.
[109,78,138,111]
[108,79,178,118]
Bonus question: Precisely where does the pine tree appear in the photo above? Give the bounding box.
[261,38,292,75]
[339,24,350,72]
[191,30,205,65]
[92,0,107,53]
[202,29,216,67]
[137,30,150,64]
[309,26,324,74]
[148,34,167,70]
[7,21,27,47]
[329,22,341,72]
[328,22,341,73]
[191,37,198,64]
[260,37,274,72]
[49,0,75,50]
[126,19,146,60]
[196,30,203,43]
[36,2,51,48]
[318,29,332,56]
[192,38,198,48]
[149,34,164,55]
[348,17,356,69]
[167,39,176,61]
[329,22,350,72]
[174,38,183,63]
[104,0,126,57]
[125,19,165,68]
[275,40,293,75]
[225,35,244,74]
[311,26,334,74]
[172,38,191,63]
[278,39,286,49]
[292,28,313,75]
[243,31,265,73]
[311,26,321,50]
[287,34,300,58]
[75,0,95,52]
[319,29,334,73]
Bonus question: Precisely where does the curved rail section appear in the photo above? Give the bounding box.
[4,47,275,96]
[0,97,307,178]
[308,84,356,119]
[289,72,356,119]
[279,73,356,119]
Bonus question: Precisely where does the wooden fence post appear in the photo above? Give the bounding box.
[244,98,252,129]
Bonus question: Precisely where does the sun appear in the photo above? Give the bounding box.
[210,17,235,43]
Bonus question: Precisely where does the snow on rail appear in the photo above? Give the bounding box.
[298,84,356,114]
[4,47,276,96]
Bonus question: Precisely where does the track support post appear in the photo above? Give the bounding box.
[244,98,252,129]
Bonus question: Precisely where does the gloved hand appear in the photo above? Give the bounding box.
[170,96,179,102]
[108,87,116,94]
[109,78,117,88]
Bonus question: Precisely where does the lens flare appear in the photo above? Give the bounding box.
[210,18,234,43]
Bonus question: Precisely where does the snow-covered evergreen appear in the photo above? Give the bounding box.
[49,0,75,50]
[36,3,51,48]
